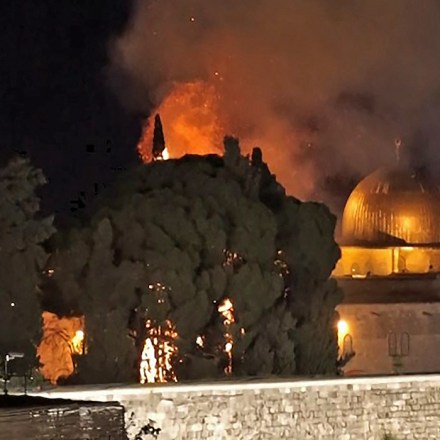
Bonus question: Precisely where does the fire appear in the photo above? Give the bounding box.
[137,81,224,162]
[218,298,235,375]
[71,329,85,355]
[38,312,85,384]
[337,319,349,350]
[139,319,178,384]
[136,79,313,197]
[196,336,204,348]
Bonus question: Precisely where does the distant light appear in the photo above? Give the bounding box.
[10,302,15,307]
[190,16,195,22]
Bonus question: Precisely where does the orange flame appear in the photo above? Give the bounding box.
[218,298,235,375]
[38,312,85,384]
[137,80,314,198]
[139,319,178,384]
[137,81,225,162]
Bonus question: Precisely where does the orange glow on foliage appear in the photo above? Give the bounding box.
[137,81,225,162]
[38,312,85,384]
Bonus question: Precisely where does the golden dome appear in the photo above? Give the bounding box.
[342,167,440,244]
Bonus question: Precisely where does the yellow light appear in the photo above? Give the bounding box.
[337,319,350,356]
[71,329,85,355]
[337,320,349,338]
[196,336,204,348]
[401,216,412,230]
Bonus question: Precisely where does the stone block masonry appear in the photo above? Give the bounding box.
[35,374,440,439]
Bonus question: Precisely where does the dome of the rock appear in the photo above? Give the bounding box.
[342,167,440,244]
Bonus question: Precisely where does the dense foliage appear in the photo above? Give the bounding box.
[0,157,55,367]
[46,137,342,383]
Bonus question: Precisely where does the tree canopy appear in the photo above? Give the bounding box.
[0,157,55,367]
[45,137,342,384]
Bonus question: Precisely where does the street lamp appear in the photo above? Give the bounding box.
[2,352,24,395]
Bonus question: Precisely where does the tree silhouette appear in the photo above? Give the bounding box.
[48,137,342,383]
[0,157,55,368]
[152,114,166,160]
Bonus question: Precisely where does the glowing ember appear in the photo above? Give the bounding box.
[218,298,235,374]
[196,336,204,348]
[137,81,224,162]
[140,319,178,384]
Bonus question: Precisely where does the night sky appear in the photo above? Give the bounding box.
[4,1,440,222]
[0,1,141,219]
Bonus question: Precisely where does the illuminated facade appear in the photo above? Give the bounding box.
[334,166,440,375]
[334,166,440,277]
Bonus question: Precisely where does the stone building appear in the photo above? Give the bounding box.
[333,165,440,375]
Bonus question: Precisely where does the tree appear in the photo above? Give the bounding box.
[0,157,55,369]
[152,113,166,160]
[276,200,342,374]
[48,137,342,383]
[45,219,146,384]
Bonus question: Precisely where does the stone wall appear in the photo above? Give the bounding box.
[35,375,440,440]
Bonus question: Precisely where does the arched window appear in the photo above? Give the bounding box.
[388,331,410,357]
[342,334,354,357]
[388,332,397,356]
[400,332,410,357]
[351,263,360,276]
[365,260,373,276]
[398,255,406,273]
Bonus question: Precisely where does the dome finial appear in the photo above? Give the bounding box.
[394,138,402,164]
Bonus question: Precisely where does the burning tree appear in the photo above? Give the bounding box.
[44,219,146,384]
[0,157,55,368]
[47,136,341,383]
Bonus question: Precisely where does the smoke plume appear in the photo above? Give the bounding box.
[109,0,440,206]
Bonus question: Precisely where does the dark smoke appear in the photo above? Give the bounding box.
[109,0,440,208]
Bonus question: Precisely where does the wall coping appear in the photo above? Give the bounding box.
[32,374,440,401]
